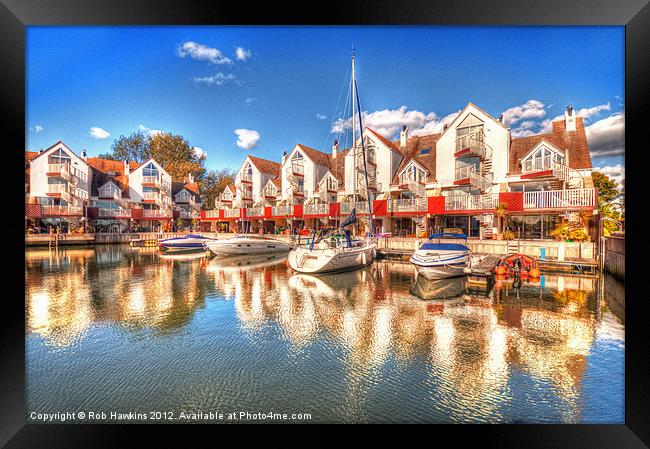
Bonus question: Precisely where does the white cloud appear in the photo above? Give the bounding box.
[577,102,611,120]
[501,100,546,126]
[234,129,260,150]
[193,146,207,159]
[245,97,256,106]
[331,106,461,139]
[595,164,624,184]
[89,127,110,139]
[316,114,327,120]
[193,72,237,86]
[586,112,625,158]
[32,125,44,133]
[177,41,232,65]
[235,47,252,61]
[138,124,163,136]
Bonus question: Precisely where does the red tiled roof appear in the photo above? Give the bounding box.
[172,181,200,197]
[367,128,401,153]
[296,144,331,168]
[270,178,282,188]
[226,184,236,194]
[25,151,39,162]
[390,133,440,184]
[248,155,281,176]
[509,117,592,175]
[329,148,350,183]
[86,157,138,196]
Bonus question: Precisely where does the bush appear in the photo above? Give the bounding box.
[502,230,516,240]
[550,222,589,242]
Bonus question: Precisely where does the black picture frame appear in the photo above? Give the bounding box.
[2,0,648,446]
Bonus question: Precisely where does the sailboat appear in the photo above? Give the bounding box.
[288,50,376,274]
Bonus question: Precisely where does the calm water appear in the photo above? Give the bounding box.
[25,245,624,423]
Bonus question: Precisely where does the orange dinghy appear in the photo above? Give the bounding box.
[496,254,540,278]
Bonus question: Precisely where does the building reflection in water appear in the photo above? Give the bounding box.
[26,246,622,422]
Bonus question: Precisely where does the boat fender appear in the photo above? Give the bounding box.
[529,267,541,278]
[495,265,507,275]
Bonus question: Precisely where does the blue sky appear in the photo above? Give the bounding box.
[26,26,625,182]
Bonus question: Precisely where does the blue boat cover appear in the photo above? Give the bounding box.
[428,233,467,240]
[419,243,469,251]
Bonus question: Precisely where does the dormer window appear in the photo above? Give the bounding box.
[98,181,121,199]
[399,162,426,184]
[418,148,431,155]
[521,143,566,173]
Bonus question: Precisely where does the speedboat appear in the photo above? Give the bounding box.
[410,233,470,280]
[288,229,375,274]
[158,234,216,252]
[205,235,290,256]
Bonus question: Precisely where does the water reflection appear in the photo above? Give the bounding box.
[26,246,624,423]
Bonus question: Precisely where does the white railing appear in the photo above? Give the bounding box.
[247,207,265,217]
[41,205,83,216]
[390,198,427,213]
[523,188,596,209]
[292,162,305,175]
[98,208,131,218]
[240,173,253,182]
[455,129,488,158]
[444,194,499,211]
[178,210,200,219]
[99,190,121,200]
[340,201,370,214]
[454,165,472,181]
[264,188,277,198]
[142,191,159,201]
[47,183,68,194]
[205,210,220,218]
[304,203,329,215]
[143,209,173,218]
[224,208,241,218]
[142,175,164,188]
[272,206,293,216]
[47,163,71,177]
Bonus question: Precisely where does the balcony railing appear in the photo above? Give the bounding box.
[454,165,474,181]
[271,206,293,216]
[143,209,173,218]
[340,201,370,214]
[47,184,68,194]
[292,162,305,175]
[99,190,121,200]
[204,210,219,218]
[98,208,131,218]
[224,208,241,218]
[247,207,265,217]
[390,198,428,213]
[304,203,329,215]
[47,163,72,180]
[178,210,200,219]
[444,194,499,211]
[523,188,596,209]
[240,173,253,182]
[41,205,83,216]
[142,175,162,188]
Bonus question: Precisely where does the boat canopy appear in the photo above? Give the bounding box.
[419,242,469,251]
[428,233,467,240]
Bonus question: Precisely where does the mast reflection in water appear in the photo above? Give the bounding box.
[26,245,624,423]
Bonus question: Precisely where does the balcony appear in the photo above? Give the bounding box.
[47,163,72,181]
[444,194,499,211]
[143,209,173,219]
[142,191,168,207]
[340,201,370,215]
[205,209,220,219]
[240,173,253,183]
[271,206,293,216]
[142,175,163,188]
[178,210,200,219]
[304,203,329,215]
[523,188,596,210]
[390,198,428,213]
[246,207,265,217]
[224,208,241,218]
[98,208,131,218]
[41,205,83,216]
[292,162,305,176]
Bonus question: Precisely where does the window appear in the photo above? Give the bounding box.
[143,162,159,178]
[419,148,431,155]
[47,177,66,185]
[143,186,157,192]
[456,114,484,151]
[521,144,566,172]
[48,148,71,165]
[400,163,425,184]
[99,182,121,198]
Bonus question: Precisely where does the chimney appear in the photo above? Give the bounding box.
[81,149,87,160]
[124,160,130,176]
[400,125,408,148]
[188,173,194,184]
[282,151,288,165]
[498,114,504,124]
[443,123,448,132]
[564,104,576,131]
[331,140,339,158]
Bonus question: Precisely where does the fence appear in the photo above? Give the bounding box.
[604,235,624,281]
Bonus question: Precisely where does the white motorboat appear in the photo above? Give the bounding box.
[288,229,376,274]
[205,235,290,256]
[410,233,470,280]
[206,253,288,272]
[158,234,216,252]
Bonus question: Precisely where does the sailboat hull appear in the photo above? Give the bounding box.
[288,243,375,274]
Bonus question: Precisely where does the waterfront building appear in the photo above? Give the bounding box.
[26,141,200,233]
[203,102,596,240]
[25,142,92,233]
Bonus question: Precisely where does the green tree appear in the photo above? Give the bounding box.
[95,152,118,160]
[149,132,206,181]
[200,168,235,210]
[110,131,151,163]
[592,171,621,204]
[592,170,624,235]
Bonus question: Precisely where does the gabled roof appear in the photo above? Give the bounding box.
[225,184,236,194]
[87,157,136,197]
[25,151,39,163]
[366,128,401,153]
[247,155,281,177]
[391,133,440,184]
[509,117,592,175]
[172,181,200,197]
[295,144,331,168]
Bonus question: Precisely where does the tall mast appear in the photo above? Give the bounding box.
[351,49,374,236]
[351,48,357,206]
